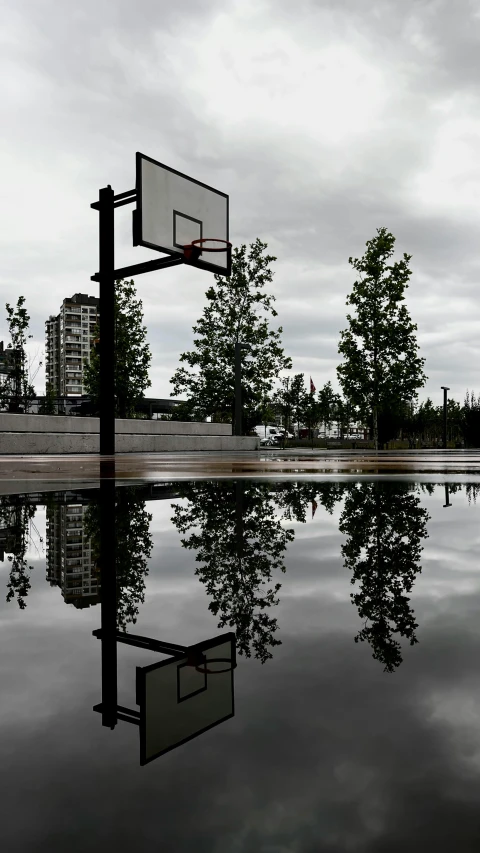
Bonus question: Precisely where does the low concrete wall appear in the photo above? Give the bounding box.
[0,413,231,436]
[0,433,258,454]
[0,413,261,454]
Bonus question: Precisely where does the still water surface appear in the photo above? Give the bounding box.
[1,479,480,851]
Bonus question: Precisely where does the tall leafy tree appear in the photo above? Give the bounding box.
[290,373,306,436]
[84,279,152,418]
[337,228,427,449]
[39,381,56,415]
[170,239,292,430]
[0,296,40,413]
[464,390,480,448]
[335,396,359,440]
[317,381,339,437]
[273,376,295,444]
[301,390,322,444]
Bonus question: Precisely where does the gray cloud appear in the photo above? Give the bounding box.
[2,0,480,407]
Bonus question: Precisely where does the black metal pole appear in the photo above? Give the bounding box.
[443,484,451,507]
[441,386,449,450]
[99,477,117,729]
[99,185,116,457]
[234,342,242,436]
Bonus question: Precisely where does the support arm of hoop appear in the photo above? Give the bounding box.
[92,628,188,656]
[91,255,184,282]
[91,189,136,210]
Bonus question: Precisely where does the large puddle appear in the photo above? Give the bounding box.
[1,479,480,851]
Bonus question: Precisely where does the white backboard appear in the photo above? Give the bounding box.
[136,633,235,765]
[134,152,230,276]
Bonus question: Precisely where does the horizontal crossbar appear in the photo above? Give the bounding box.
[90,189,136,210]
[91,255,184,282]
[114,196,136,208]
[93,628,188,656]
[93,703,140,726]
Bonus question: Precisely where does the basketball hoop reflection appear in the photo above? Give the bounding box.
[92,480,236,765]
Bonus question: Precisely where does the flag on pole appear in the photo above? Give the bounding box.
[310,377,316,394]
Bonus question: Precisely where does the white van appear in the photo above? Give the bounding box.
[254,425,282,441]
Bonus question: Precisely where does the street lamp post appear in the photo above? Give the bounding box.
[234,342,251,437]
[441,386,450,450]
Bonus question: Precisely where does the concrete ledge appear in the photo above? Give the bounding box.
[0,432,259,454]
[0,413,231,436]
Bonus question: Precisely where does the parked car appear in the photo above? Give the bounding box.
[260,436,277,447]
[277,429,294,440]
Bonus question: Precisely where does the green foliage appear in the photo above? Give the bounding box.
[317,381,341,433]
[171,481,294,662]
[39,382,56,415]
[0,296,38,413]
[289,374,306,434]
[253,384,278,433]
[335,396,359,439]
[273,377,349,441]
[464,390,480,447]
[275,481,340,520]
[272,376,295,437]
[281,479,431,670]
[168,400,198,422]
[339,482,430,672]
[84,487,153,628]
[83,279,152,418]
[337,228,427,448]
[272,374,308,442]
[170,239,292,431]
[301,392,323,442]
[400,396,465,447]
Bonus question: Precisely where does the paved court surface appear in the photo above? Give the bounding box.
[1,449,480,493]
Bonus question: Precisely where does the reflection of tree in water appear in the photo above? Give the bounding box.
[0,496,41,609]
[277,481,344,520]
[466,483,480,504]
[85,487,153,628]
[171,481,294,662]
[339,482,430,672]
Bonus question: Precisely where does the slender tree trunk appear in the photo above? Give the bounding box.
[373,404,378,450]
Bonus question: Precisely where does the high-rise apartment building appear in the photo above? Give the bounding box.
[45,293,100,397]
[46,499,100,609]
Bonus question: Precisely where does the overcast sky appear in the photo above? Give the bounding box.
[2,0,480,405]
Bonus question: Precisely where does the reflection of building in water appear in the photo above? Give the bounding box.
[46,501,100,608]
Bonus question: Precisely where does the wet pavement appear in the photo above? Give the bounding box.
[1,449,480,494]
[1,477,480,851]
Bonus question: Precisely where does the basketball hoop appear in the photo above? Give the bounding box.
[183,238,232,262]
[186,650,236,674]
